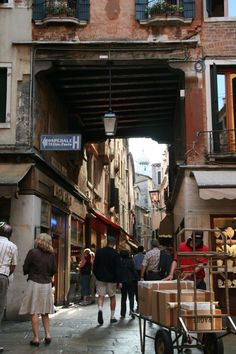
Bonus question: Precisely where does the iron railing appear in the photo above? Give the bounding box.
[146,0,184,18]
[33,0,90,21]
[198,129,236,155]
[136,0,195,21]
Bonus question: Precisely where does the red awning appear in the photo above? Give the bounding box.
[91,210,121,230]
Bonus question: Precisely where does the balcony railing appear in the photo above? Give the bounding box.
[147,0,184,18]
[198,129,236,155]
[136,0,195,22]
[32,0,90,23]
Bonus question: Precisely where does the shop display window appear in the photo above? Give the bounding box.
[212,216,236,289]
[71,216,84,245]
[41,200,50,228]
[51,207,66,236]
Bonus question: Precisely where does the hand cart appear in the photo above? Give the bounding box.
[136,228,236,354]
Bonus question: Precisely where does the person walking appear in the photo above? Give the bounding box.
[165,230,209,289]
[133,245,145,309]
[89,243,96,304]
[133,245,145,280]
[93,235,121,325]
[79,248,93,306]
[119,250,138,319]
[140,239,172,281]
[0,222,18,353]
[19,233,57,347]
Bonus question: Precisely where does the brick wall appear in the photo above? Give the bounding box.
[202,22,236,57]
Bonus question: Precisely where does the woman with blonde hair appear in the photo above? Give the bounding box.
[19,233,57,347]
[79,248,93,306]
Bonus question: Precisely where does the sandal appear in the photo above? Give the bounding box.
[45,337,51,345]
[30,340,40,347]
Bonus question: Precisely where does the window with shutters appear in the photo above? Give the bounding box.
[205,0,236,18]
[210,65,236,153]
[32,0,90,24]
[135,0,195,23]
[0,64,11,128]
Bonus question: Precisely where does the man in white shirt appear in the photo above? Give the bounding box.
[0,222,18,353]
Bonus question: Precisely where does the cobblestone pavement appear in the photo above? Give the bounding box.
[0,295,235,353]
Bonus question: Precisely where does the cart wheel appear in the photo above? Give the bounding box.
[203,333,224,354]
[154,329,173,354]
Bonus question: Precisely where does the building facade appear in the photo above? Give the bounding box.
[1,0,236,316]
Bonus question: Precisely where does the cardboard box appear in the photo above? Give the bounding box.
[163,302,221,330]
[179,303,222,330]
[138,280,194,318]
[154,291,215,327]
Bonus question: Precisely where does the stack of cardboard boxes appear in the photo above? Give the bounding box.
[138,280,222,331]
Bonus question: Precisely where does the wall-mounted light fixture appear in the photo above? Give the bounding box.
[103,65,117,136]
[149,190,165,211]
[149,190,159,207]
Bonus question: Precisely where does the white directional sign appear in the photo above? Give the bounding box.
[40,134,82,151]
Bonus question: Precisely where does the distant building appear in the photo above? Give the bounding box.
[135,149,152,177]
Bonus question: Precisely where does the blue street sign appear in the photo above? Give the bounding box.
[40,134,82,151]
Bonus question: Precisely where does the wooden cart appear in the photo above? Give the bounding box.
[136,228,236,353]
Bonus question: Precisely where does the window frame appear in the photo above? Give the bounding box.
[0,63,11,128]
[204,0,236,21]
[0,0,14,8]
[205,59,236,152]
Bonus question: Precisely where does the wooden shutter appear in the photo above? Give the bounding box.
[210,63,219,130]
[232,78,236,129]
[109,178,116,208]
[0,68,7,123]
[77,0,90,21]
[206,0,213,16]
[210,63,221,152]
[183,0,195,18]
[135,0,148,21]
[32,0,45,20]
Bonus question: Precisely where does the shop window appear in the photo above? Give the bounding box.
[212,217,236,290]
[41,200,50,228]
[206,0,236,18]
[51,207,66,236]
[71,216,83,245]
[210,64,236,153]
[0,65,11,128]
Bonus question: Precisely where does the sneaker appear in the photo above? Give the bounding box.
[110,318,118,324]
[79,301,89,306]
[130,311,135,319]
[98,310,104,325]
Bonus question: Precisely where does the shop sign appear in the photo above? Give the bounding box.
[40,134,81,151]
[53,184,73,206]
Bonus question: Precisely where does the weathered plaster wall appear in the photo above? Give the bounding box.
[32,0,201,42]
[0,4,32,146]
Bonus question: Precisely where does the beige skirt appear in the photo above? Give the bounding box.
[19,280,54,315]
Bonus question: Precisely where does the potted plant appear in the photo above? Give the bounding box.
[146,1,184,18]
[147,1,170,17]
[45,1,68,17]
[169,4,184,16]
